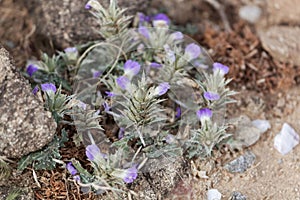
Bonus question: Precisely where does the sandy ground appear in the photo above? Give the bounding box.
[172,88,300,199]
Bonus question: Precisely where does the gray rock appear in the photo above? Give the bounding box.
[130,157,186,199]
[228,115,263,149]
[224,151,256,173]
[25,0,151,48]
[0,46,56,158]
[231,191,247,200]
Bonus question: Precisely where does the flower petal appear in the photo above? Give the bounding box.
[86,144,101,161]
[123,165,138,183]
[153,13,170,25]
[32,85,39,95]
[26,64,38,77]
[213,62,229,75]
[66,162,77,175]
[41,83,57,93]
[155,82,170,96]
[116,76,130,90]
[196,108,212,121]
[204,91,220,101]
[150,62,162,68]
[124,60,141,77]
[138,26,150,39]
[185,43,201,60]
[170,31,183,40]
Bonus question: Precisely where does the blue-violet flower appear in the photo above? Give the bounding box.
[122,165,138,183]
[41,83,57,93]
[184,43,201,60]
[32,85,39,95]
[124,60,141,78]
[66,162,77,175]
[155,82,170,96]
[118,127,125,139]
[196,108,212,122]
[93,70,102,78]
[116,76,130,90]
[170,31,183,41]
[105,91,116,97]
[204,91,220,101]
[175,106,181,118]
[86,144,107,161]
[26,64,38,77]
[153,13,170,25]
[213,62,229,76]
[150,62,162,68]
[138,26,150,39]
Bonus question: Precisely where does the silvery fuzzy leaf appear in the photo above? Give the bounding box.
[274,123,299,155]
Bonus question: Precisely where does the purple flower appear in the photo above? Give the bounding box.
[175,106,181,118]
[26,64,38,77]
[196,108,212,121]
[64,47,77,53]
[155,82,170,96]
[64,47,78,61]
[204,91,220,101]
[105,91,116,97]
[73,175,81,182]
[153,13,170,25]
[103,102,110,112]
[86,144,100,161]
[116,76,130,90]
[164,44,176,64]
[213,62,229,75]
[93,70,102,78]
[124,60,141,78]
[170,31,183,40]
[184,43,201,60]
[32,85,39,95]
[78,101,87,110]
[118,127,125,139]
[165,134,175,144]
[138,13,151,24]
[138,26,150,39]
[41,83,57,93]
[150,62,162,68]
[86,144,107,161]
[123,165,138,183]
[66,162,77,175]
[85,3,92,10]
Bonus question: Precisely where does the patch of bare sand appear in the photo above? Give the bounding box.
[173,88,300,200]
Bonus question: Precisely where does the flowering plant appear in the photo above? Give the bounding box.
[21,0,236,197]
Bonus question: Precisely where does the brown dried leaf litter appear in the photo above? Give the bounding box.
[200,21,300,93]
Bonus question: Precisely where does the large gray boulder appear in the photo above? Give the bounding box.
[0,45,56,158]
[25,0,151,48]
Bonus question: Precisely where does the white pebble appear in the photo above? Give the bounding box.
[252,119,271,133]
[274,123,299,155]
[239,5,262,23]
[207,189,222,200]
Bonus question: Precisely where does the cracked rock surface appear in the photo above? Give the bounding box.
[0,45,56,158]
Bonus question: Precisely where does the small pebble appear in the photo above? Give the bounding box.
[224,151,256,173]
[252,119,271,134]
[239,5,262,23]
[274,123,299,155]
[207,189,222,200]
[231,191,247,200]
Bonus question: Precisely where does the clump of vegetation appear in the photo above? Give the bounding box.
[20,0,236,198]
